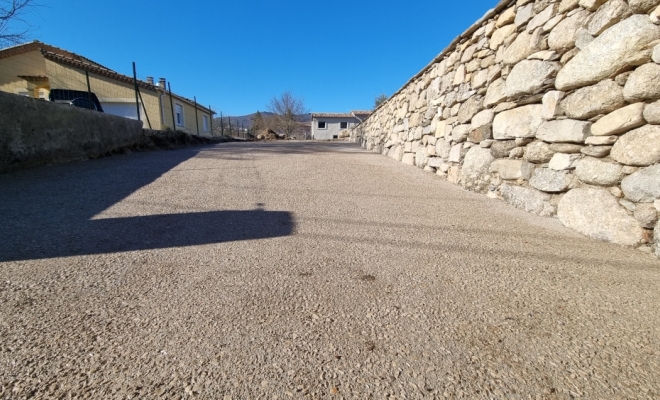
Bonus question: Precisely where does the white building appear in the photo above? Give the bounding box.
[311,110,371,140]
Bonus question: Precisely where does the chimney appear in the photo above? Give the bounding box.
[158,78,166,90]
[146,76,154,85]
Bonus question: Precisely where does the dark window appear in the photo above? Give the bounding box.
[332,135,338,139]
[175,104,184,126]
[318,121,326,129]
[340,121,348,129]
[70,97,97,110]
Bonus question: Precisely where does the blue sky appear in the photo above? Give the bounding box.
[21,0,495,116]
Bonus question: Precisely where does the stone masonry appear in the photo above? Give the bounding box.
[351,0,660,258]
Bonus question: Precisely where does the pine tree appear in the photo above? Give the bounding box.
[252,111,265,133]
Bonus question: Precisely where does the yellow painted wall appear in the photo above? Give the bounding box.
[0,50,48,96]
[1,51,212,133]
[161,93,213,136]
[45,60,162,129]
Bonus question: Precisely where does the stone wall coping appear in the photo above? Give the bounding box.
[365,0,514,123]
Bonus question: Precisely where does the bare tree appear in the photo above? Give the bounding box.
[267,91,308,137]
[0,0,37,47]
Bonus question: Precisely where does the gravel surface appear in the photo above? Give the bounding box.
[0,141,659,399]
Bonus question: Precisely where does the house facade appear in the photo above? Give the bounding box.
[0,41,214,136]
[311,110,371,140]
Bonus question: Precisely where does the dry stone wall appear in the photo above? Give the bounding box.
[351,0,660,257]
[0,91,143,172]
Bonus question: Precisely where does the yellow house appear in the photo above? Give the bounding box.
[0,41,215,136]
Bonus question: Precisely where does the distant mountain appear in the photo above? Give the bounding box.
[213,112,311,129]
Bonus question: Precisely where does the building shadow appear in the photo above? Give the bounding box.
[1,210,293,262]
[0,147,295,262]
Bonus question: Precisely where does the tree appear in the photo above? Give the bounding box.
[251,111,266,132]
[0,0,37,47]
[267,91,308,137]
[374,93,388,109]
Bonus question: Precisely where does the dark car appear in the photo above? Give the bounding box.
[48,89,104,112]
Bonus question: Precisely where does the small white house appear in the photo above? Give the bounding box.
[311,110,371,140]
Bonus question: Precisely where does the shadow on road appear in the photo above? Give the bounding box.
[0,146,294,262]
[193,141,364,161]
[1,210,293,262]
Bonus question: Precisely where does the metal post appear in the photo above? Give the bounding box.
[209,105,213,136]
[137,89,152,129]
[220,111,224,136]
[194,96,199,135]
[228,116,232,137]
[85,70,93,110]
[130,62,151,128]
[168,82,176,130]
[132,62,141,122]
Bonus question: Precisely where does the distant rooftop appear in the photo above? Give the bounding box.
[311,110,372,119]
[311,113,354,118]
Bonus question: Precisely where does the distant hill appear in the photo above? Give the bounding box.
[214,112,311,129]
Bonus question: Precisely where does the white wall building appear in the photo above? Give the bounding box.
[311,110,371,140]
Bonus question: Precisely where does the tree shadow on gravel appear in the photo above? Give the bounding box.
[194,141,365,160]
[0,147,294,262]
[298,231,657,271]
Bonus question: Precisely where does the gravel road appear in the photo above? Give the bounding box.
[1,141,659,399]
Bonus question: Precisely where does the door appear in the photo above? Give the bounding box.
[102,102,140,120]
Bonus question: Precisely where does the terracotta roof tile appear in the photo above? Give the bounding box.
[311,113,354,118]
[0,41,111,70]
[18,75,49,82]
[42,50,157,91]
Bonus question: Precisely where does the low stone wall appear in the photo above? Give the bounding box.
[351,0,660,257]
[0,91,144,172]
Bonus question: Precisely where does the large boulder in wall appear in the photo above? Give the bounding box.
[460,146,494,193]
[557,188,644,246]
[555,15,660,91]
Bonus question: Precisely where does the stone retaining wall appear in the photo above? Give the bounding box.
[0,91,144,172]
[351,0,660,257]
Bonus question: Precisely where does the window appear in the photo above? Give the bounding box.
[203,115,209,132]
[340,121,348,129]
[175,104,184,126]
[318,121,327,129]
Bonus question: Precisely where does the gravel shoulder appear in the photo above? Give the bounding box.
[0,141,658,399]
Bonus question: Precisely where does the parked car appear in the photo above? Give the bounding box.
[48,89,104,112]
